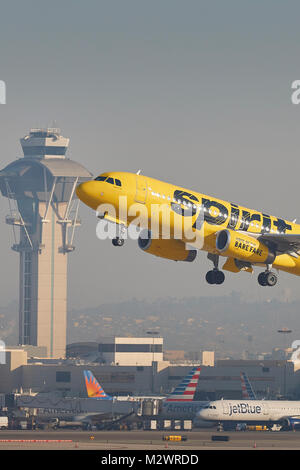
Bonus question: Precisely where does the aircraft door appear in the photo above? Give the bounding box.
[222,401,229,414]
[262,402,269,415]
[135,175,148,204]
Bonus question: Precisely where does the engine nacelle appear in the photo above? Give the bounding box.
[138,230,197,262]
[215,229,275,264]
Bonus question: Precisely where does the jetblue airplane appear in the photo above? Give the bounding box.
[198,399,300,430]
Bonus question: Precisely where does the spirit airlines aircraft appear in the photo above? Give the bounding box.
[76,171,300,286]
[197,399,300,430]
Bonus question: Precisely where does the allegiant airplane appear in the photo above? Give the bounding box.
[76,171,300,287]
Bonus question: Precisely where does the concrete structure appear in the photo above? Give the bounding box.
[98,336,164,366]
[67,337,164,366]
[1,348,300,402]
[0,128,91,358]
[202,351,215,367]
[195,360,296,400]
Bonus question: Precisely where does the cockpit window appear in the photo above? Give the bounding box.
[94,176,122,187]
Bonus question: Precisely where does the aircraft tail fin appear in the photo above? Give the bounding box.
[240,371,256,400]
[165,366,201,402]
[84,370,112,400]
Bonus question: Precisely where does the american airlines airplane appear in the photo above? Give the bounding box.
[160,366,208,419]
[240,371,257,400]
[76,171,300,286]
[197,399,300,430]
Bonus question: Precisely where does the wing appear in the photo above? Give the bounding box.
[258,233,300,257]
[98,211,129,228]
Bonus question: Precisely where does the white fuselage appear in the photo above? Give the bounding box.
[198,399,300,423]
[161,400,208,419]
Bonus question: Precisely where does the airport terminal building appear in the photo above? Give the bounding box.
[0,341,300,403]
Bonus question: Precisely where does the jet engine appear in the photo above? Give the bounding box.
[215,229,275,264]
[138,229,197,262]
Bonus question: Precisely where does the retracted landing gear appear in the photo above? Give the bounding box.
[258,269,278,287]
[206,254,225,285]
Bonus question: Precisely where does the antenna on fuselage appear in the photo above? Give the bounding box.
[136,169,141,175]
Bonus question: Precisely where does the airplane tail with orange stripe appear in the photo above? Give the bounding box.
[84,370,112,400]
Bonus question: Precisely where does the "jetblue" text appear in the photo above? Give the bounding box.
[229,402,262,416]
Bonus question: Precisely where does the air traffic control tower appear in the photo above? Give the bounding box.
[0,128,92,358]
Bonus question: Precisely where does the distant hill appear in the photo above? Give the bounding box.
[67,293,300,358]
[0,295,299,358]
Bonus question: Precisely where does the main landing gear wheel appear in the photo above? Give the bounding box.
[258,271,277,287]
[112,237,125,247]
[206,269,225,285]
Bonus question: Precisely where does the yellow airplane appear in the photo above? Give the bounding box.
[76,171,300,287]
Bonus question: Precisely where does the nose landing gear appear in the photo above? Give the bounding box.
[112,224,127,247]
[112,237,125,247]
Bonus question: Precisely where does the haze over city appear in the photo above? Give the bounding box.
[0,0,300,316]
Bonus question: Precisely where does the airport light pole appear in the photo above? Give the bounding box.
[146,330,160,393]
[277,328,292,397]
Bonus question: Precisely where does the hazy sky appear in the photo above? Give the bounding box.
[1,1,300,308]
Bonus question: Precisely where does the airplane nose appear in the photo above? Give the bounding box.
[76,181,102,210]
[197,409,207,419]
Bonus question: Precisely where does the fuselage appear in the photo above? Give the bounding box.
[160,400,208,419]
[76,171,300,277]
[198,399,300,424]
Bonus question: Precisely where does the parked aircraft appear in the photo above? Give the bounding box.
[198,399,300,430]
[240,371,257,400]
[16,371,137,426]
[160,366,208,419]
